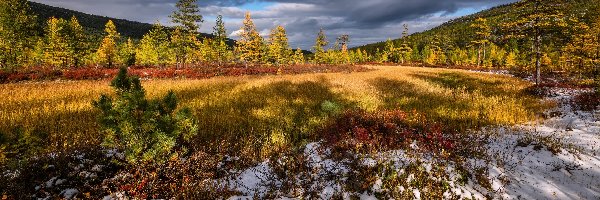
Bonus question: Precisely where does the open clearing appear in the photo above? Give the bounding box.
[5,66,598,199]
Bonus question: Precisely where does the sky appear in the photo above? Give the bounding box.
[30,0,518,50]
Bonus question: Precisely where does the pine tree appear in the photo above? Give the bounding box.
[44,17,70,68]
[267,25,292,65]
[502,0,567,84]
[170,0,203,68]
[0,0,37,69]
[97,20,120,67]
[470,18,491,67]
[237,12,264,64]
[170,0,203,34]
[313,29,329,64]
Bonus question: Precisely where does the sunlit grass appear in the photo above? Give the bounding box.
[0,66,550,161]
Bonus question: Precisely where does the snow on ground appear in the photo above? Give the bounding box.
[479,88,600,199]
[224,88,600,199]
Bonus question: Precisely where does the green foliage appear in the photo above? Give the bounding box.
[93,67,198,164]
[170,0,203,34]
[135,22,174,66]
[0,0,38,69]
[313,29,329,64]
[43,17,70,68]
[118,38,136,66]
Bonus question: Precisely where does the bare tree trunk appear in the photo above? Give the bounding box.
[477,47,481,67]
[535,34,542,85]
[483,43,486,67]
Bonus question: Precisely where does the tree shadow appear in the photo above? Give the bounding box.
[368,76,544,132]
[183,77,355,159]
[409,71,518,97]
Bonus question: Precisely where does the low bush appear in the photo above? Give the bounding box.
[93,67,199,164]
[319,109,455,155]
[571,92,600,111]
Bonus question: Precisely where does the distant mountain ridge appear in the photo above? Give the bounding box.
[352,0,599,53]
[28,1,234,44]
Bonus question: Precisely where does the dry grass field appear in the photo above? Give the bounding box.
[0,66,548,163]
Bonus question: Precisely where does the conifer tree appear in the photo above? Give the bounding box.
[212,15,229,65]
[0,0,37,69]
[44,17,70,68]
[313,29,329,64]
[237,12,264,63]
[470,18,491,67]
[170,0,203,68]
[398,24,413,64]
[267,25,292,65]
[97,20,120,67]
[66,16,88,67]
[171,0,203,34]
[502,0,567,84]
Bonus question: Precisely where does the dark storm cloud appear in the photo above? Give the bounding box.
[31,0,518,49]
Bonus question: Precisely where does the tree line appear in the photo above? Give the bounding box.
[0,0,371,70]
[356,0,600,85]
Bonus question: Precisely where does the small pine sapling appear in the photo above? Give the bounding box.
[93,67,198,164]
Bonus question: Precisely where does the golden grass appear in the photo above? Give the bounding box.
[0,66,549,160]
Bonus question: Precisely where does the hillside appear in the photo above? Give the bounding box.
[352,0,600,53]
[29,1,234,44]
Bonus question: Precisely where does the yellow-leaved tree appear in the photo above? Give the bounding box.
[96,20,120,67]
[237,12,264,64]
[267,25,292,65]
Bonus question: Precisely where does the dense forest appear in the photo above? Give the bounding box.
[1,0,599,86]
[354,0,600,84]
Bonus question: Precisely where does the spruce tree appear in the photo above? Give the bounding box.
[67,16,88,67]
[398,24,413,64]
[170,0,203,68]
[212,15,229,65]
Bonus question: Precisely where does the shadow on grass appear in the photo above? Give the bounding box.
[369,75,544,132]
[183,77,355,159]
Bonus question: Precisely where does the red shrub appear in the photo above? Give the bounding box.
[572,92,600,111]
[319,109,456,154]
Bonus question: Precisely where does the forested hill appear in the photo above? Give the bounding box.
[29,1,231,43]
[352,0,600,53]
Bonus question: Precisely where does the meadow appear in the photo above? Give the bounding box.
[0,66,547,164]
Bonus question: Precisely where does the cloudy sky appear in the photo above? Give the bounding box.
[31,0,517,50]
